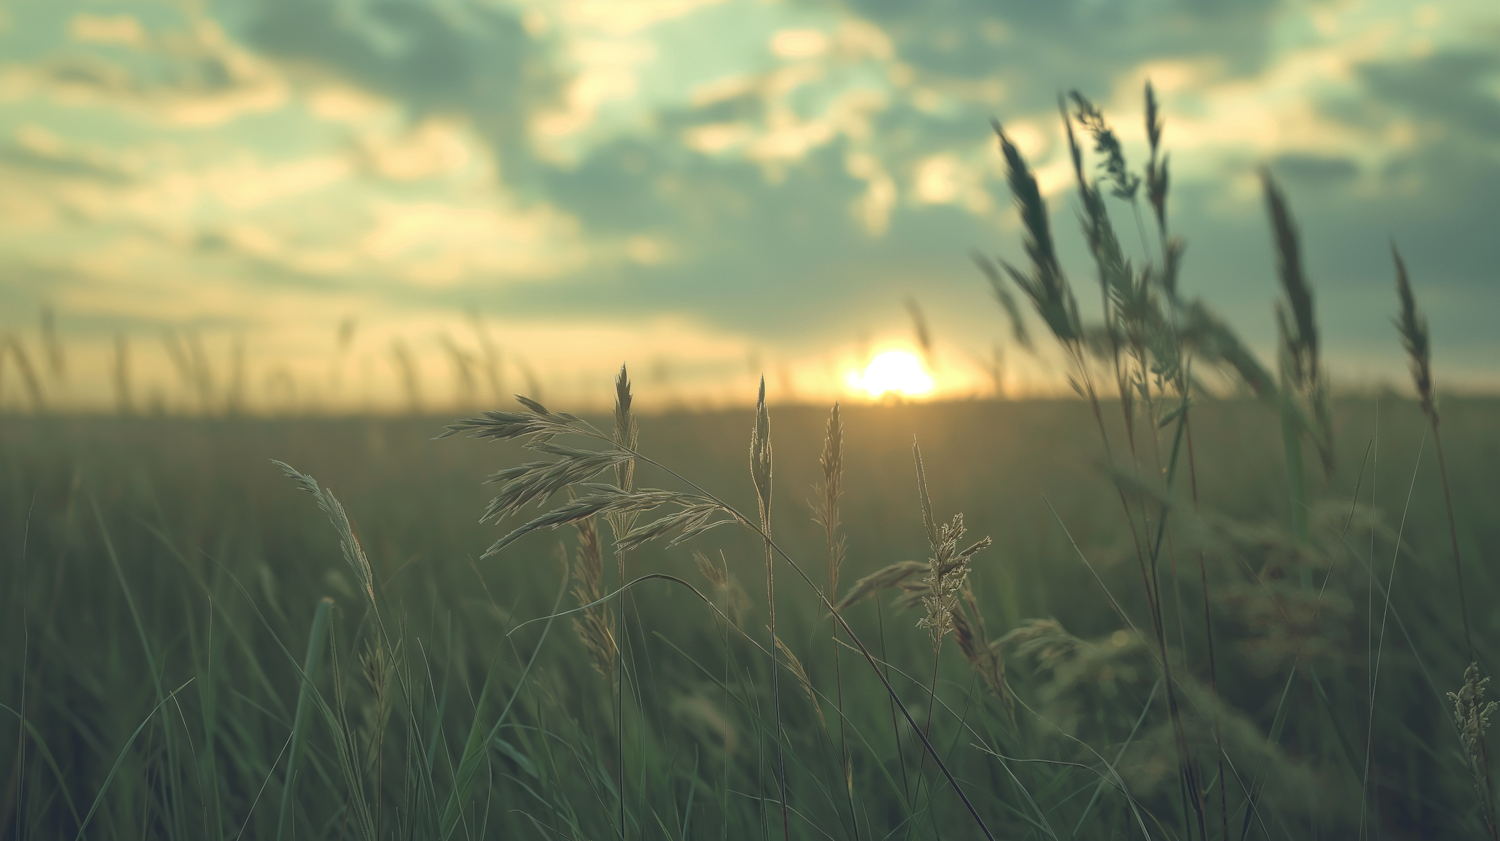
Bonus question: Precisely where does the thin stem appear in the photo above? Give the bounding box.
[1430,413,1496,837]
[1073,341,1201,838]
[1362,429,1426,838]
[826,534,857,837]
[1141,394,1210,840]
[876,599,913,808]
[615,547,626,840]
[763,532,789,841]
[914,640,944,840]
[373,722,384,841]
[1068,344,1157,622]
[1281,393,1311,546]
[1185,408,1228,841]
[1428,417,1473,658]
[1129,199,1153,266]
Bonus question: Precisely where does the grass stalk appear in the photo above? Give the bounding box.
[814,403,858,838]
[1392,243,1493,835]
[1184,409,1229,841]
[275,597,333,841]
[1279,380,1311,544]
[1001,95,1207,836]
[609,365,639,840]
[1391,243,1473,657]
[748,378,789,840]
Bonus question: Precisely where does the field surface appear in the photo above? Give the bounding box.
[2,397,1498,839]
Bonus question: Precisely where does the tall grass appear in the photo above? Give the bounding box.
[0,81,1496,841]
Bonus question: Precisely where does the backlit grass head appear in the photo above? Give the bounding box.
[990,118,1082,345]
[1391,243,1434,415]
[913,442,992,650]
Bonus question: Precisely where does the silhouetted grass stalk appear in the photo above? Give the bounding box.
[991,98,1207,839]
[1143,78,1228,839]
[1262,171,1333,550]
[1392,243,1494,836]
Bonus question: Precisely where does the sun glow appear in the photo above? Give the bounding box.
[848,349,934,398]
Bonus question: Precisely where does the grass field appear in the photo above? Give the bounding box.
[4,84,1498,841]
[2,393,1497,839]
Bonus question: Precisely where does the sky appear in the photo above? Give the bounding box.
[1,0,1496,413]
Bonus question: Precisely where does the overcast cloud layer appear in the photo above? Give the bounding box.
[1,0,1496,412]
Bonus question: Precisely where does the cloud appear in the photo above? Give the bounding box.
[240,0,561,176]
[1268,152,1358,186]
[358,199,587,284]
[351,117,489,182]
[0,124,135,183]
[68,14,148,48]
[0,17,289,126]
[828,0,1283,111]
[1356,49,1500,140]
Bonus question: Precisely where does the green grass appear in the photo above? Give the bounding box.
[4,82,1498,841]
[1,395,1497,838]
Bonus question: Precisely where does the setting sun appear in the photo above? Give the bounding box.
[848,349,934,398]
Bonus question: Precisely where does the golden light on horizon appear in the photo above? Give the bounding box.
[847,349,934,398]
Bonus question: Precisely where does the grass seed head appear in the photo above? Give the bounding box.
[570,514,617,685]
[1144,80,1170,232]
[751,377,773,530]
[952,602,1013,720]
[1450,663,1497,753]
[1263,170,1334,474]
[693,550,748,625]
[1449,662,1498,804]
[831,560,928,614]
[1391,242,1434,414]
[1180,301,1277,400]
[991,118,1082,344]
[438,395,594,443]
[1261,170,1318,381]
[1060,94,1085,187]
[613,363,638,491]
[1059,94,1135,336]
[273,460,376,603]
[773,634,825,729]
[1069,90,1141,201]
[912,442,991,648]
[482,485,723,558]
[816,402,847,590]
[971,252,1033,350]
